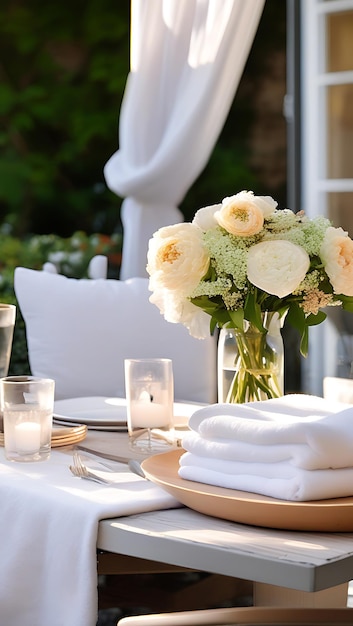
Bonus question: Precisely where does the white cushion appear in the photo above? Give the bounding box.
[14,268,217,403]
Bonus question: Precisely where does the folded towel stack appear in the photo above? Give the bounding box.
[179,394,353,501]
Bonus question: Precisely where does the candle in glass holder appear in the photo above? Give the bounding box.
[1,376,54,462]
[125,358,174,452]
[14,421,41,454]
[131,391,170,428]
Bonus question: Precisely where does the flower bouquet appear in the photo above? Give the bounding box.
[147,191,353,402]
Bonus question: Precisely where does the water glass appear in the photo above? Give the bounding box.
[125,358,174,452]
[1,376,55,462]
[0,304,16,378]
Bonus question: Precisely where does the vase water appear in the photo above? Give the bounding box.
[217,312,284,403]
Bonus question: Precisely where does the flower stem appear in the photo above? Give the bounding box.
[220,316,283,403]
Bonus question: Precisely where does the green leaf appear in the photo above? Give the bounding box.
[286,306,326,357]
[286,304,308,357]
[305,310,327,327]
[244,289,265,331]
[190,296,219,314]
[227,308,244,329]
[340,296,353,313]
[210,317,218,334]
[211,309,235,328]
[300,325,309,358]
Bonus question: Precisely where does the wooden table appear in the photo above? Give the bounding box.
[78,428,353,608]
[97,501,353,608]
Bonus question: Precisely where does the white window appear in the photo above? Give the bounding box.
[301,0,353,395]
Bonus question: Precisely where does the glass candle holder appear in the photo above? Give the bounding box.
[125,358,174,453]
[1,376,55,462]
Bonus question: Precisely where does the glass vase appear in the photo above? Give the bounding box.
[217,312,284,403]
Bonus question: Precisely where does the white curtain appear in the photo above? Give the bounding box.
[104,0,265,279]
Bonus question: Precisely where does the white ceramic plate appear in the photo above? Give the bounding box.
[52,419,127,431]
[54,396,127,426]
[53,397,200,429]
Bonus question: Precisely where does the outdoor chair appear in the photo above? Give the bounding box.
[117,606,353,626]
[14,265,217,403]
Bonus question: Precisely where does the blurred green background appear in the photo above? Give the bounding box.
[0,0,290,379]
[0,0,286,238]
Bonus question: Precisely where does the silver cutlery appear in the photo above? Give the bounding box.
[128,459,146,478]
[69,450,147,484]
[69,451,112,484]
[69,464,112,484]
[75,445,130,464]
[73,448,121,471]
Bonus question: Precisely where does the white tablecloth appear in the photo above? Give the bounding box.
[0,447,180,626]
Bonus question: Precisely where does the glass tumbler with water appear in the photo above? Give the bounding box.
[0,304,16,378]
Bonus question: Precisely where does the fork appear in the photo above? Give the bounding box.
[69,452,112,484]
[69,464,110,484]
[73,447,119,471]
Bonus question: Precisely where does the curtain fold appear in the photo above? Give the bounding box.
[104,0,265,279]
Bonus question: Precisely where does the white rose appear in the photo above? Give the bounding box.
[149,290,210,339]
[192,204,221,231]
[252,195,278,217]
[214,191,277,237]
[320,226,353,296]
[247,240,310,298]
[147,223,210,296]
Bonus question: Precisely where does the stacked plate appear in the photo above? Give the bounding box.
[50,424,87,447]
[0,424,87,448]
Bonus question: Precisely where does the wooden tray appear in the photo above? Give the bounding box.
[142,449,353,532]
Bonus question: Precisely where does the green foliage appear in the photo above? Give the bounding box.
[181,144,258,222]
[0,0,130,236]
[0,0,287,238]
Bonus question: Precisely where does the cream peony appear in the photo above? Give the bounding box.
[320,227,353,296]
[192,204,220,231]
[147,223,210,296]
[247,240,310,298]
[149,289,210,339]
[214,191,277,237]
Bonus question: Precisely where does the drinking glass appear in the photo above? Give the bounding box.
[1,376,55,462]
[0,304,16,378]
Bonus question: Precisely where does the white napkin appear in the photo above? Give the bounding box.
[179,451,353,501]
[181,430,327,469]
[0,449,180,626]
[185,394,353,470]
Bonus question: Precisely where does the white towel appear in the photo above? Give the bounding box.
[179,451,353,501]
[181,431,330,469]
[0,448,180,626]
[189,394,339,429]
[185,394,353,470]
